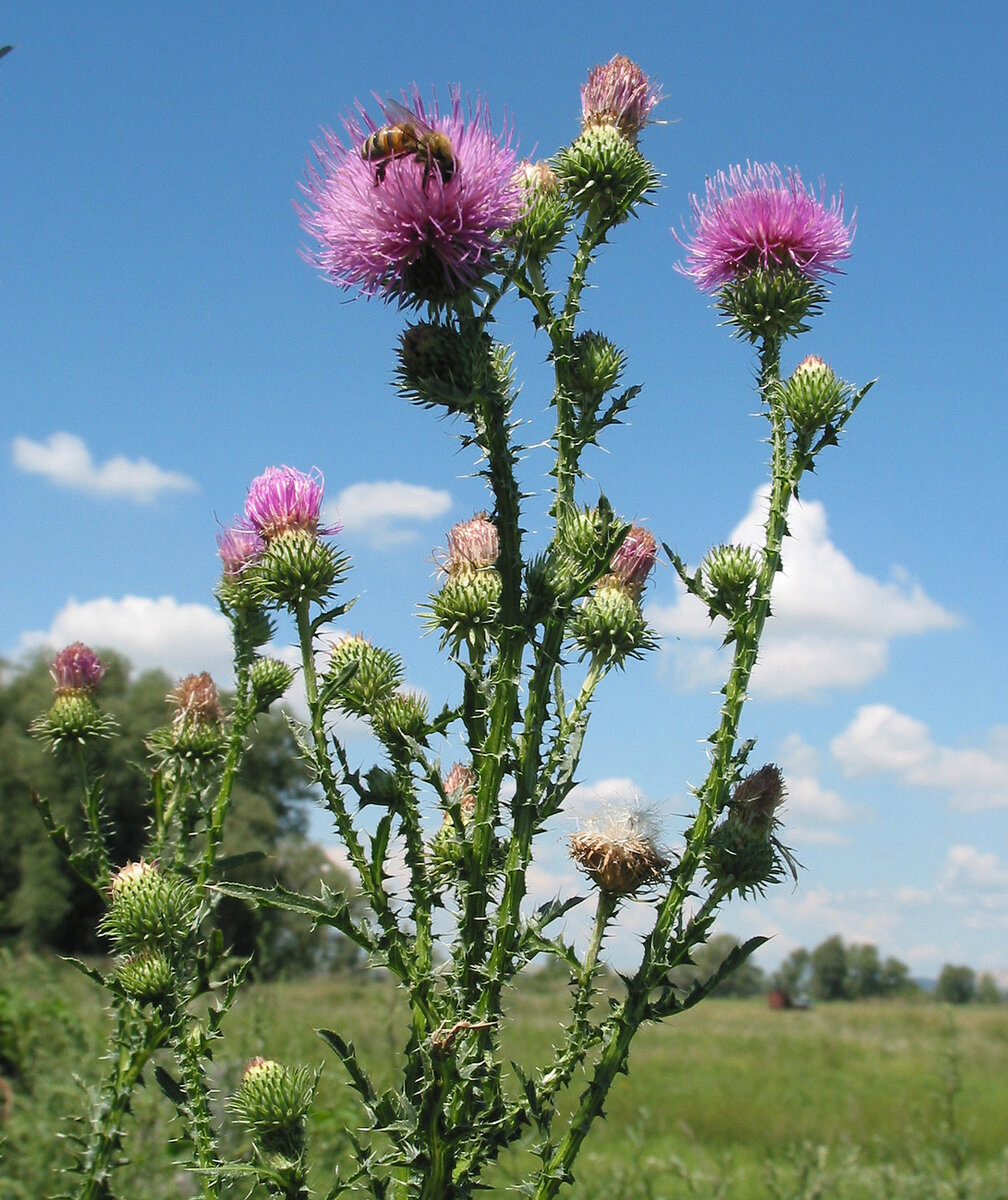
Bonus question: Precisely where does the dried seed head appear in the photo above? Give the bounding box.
[569,806,668,895]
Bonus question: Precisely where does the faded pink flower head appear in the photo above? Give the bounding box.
[440,513,500,575]
[610,525,657,595]
[297,88,522,307]
[50,642,106,695]
[217,524,264,577]
[168,672,223,731]
[242,466,337,541]
[580,54,662,143]
[677,162,854,293]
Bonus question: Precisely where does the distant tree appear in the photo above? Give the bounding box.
[881,955,916,997]
[847,942,884,998]
[0,651,360,975]
[771,946,810,997]
[935,964,976,1005]
[809,934,849,1001]
[975,973,1002,1005]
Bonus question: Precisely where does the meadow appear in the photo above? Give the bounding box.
[2,953,1006,1199]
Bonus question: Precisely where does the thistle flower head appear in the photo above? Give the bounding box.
[443,762,477,819]
[440,513,500,575]
[217,524,264,578]
[49,642,106,695]
[609,524,657,597]
[580,55,662,144]
[569,804,668,895]
[298,88,522,308]
[677,162,854,293]
[168,672,223,731]
[242,466,334,542]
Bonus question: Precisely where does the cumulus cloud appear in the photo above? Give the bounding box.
[648,488,958,700]
[324,480,452,549]
[12,432,198,503]
[18,595,233,682]
[831,704,1008,810]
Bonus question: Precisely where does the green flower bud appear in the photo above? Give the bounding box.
[326,635,403,717]
[717,264,827,344]
[101,861,199,952]
[554,125,660,222]
[705,765,797,897]
[30,692,117,750]
[428,567,503,649]
[511,159,572,259]
[571,579,656,665]
[397,320,490,413]
[248,656,297,713]
[778,355,851,433]
[570,330,626,401]
[230,1057,314,1156]
[146,673,227,766]
[374,689,429,748]
[702,543,763,609]
[114,948,174,1003]
[251,528,346,609]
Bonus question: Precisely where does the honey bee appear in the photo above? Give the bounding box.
[361,98,457,189]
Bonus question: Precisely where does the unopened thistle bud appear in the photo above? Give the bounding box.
[230,1057,314,1157]
[428,515,502,649]
[374,689,429,749]
[569,806,668,895]
[114,948,174,1004]
[554,125,660,222]
[702,543,763,610]
[397,320,489,412]
[325,634,403,717]
[570,331,626,401]
[101,861,198,952]
[430,762,479,877]
[571,579,655,665]
[512,159,571,259]
[248,656,297,713]
[30,643,117,749]
[777,355,850,433]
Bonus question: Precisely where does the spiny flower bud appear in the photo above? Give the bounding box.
[569,806,668,895]
[580,55,662,147]
[430,762,479,879]
[571,579,655,665]
[704,765,797,897]
[778,355,850,433]
[554,124,660,222]
[248,656,297,713]
[442,762,477,824]
[730,763,786,832]
[374,689,428,749]
[230,1057,314,1156]
[512,159,571,259]
[397,320,489,412]
[702,543,762,609]
[717,263,828,344]
[30,644,117,749]
[570,331,626,401]
[325,634,403,717]
[101,861,198,952]
[146,672,227,764]
[609,524,658,598]
[114,948,174,1004]
[429,515,502,649]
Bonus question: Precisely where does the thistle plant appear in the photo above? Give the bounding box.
[30,54,873,1200]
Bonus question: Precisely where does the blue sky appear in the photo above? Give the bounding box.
[3,2,1006,981]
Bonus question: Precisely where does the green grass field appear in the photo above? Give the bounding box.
[2,954,1006,1198]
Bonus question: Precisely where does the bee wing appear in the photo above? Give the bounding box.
[380,96,436,135]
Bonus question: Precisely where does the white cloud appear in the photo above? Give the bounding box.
[19,595,233,682]
[648,488,958,699]
[831,705,1008,810]
[12,431,198,503]
[324,480,452,549]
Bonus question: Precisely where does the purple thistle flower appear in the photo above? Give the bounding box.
[297,88,522,307]
[50,642,106,694]
[610,525,657,596]
[217,524,264,577]
[242,466,338,542]
[580,55,662,143]
[677,163,854,293]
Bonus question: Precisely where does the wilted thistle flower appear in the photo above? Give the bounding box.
[241,466,346,608]
[777,354,851,433]
[31,643,116,748]
[678,163,854,292]
[609,524,658,598]
[146,672,226,766]
[428,514,502,649]
[298,88,522,308]
[442,761,477,824]
[705,764,799,897]
[430,762,479,881]
[570,805,668,895]
[579,54,662,145]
